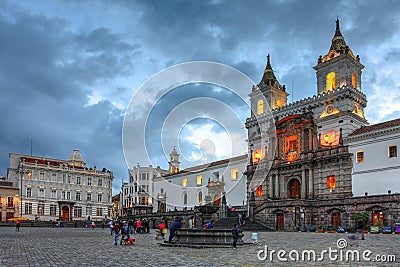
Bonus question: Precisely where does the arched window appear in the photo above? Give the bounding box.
[257,99,264,115]
[183,192,187,205]
[198,191,202,205]
[351,72,357,89]
[256,185,263,197]
[326,72,336,92]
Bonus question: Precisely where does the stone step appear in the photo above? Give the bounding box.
[214,217,274,231]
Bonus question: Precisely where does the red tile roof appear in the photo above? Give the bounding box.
[348,118,400,136]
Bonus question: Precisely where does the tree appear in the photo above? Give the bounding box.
[354,213,368,229]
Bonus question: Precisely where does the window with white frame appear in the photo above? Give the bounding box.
[51,189,57,199]
[76,192,81,201]
[87,177,92,186]
[26,187,32,197]
[97,194,102,203]
[183,192,187,205]
[231,168,239,180]
[182,178,188,188]
[356,151,364,163]
[96,207,103,216]
[87,192,92,201]
[38,188,45,198]
[74,206,82,218]
[196,175,202,186]
[198,191,202,205]
[25,203,32,214]
[50,204,57,216]
[37,203,45,215]
[389,145,397,158]
[51,173,57,182]
[76,176,81,185]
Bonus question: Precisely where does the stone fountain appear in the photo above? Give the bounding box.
[160,197,245,248]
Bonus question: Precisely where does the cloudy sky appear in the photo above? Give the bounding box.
[1,0,400,194]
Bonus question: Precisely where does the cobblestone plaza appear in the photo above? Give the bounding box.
[1,227,399,266]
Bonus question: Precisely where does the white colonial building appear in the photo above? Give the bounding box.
[346,118,400,196]
[153,148,248,212]
[121,164,168,216]
[7,149,114,222]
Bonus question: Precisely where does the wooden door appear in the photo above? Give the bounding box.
[61,206,69,221]
[331,212,341,226]
[276,213,284,231]
[372,212,383,226]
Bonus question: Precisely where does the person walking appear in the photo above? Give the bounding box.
[15,220,21,232]
[113,222,121,245]
[232,224,239,249]
[238,213,243,225]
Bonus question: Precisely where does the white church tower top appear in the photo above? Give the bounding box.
[169,146,180,174]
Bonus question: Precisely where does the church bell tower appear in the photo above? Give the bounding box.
[313,19,368,142]
[168,146,180,174]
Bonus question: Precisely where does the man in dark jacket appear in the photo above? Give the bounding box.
[168,217,181,243]
[232,224,239,249]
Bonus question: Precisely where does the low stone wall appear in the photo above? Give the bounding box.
[173,228,244,246]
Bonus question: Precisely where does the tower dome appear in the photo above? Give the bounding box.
[68,149,85,167]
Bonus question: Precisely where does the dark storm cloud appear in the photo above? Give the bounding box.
[125,0,400,99]
[0,2,139,192]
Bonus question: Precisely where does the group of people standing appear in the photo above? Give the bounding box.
[109,219,151,236]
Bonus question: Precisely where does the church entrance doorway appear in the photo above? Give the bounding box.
[372,212,384,226]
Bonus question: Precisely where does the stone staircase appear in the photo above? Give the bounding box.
[213,216,274,231]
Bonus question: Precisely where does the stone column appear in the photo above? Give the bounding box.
[269,175,274,198]
[280,175,285,199]
[308,169,314,198]
[275,174,280,198]
[301,169,306,199]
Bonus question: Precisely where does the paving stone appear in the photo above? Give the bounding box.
[0,227,399,266]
